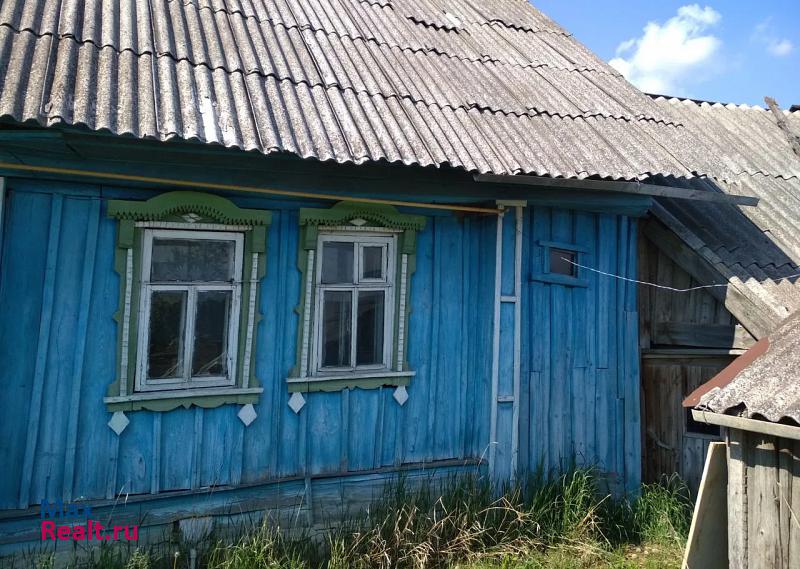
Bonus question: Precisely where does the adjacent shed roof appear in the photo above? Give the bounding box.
[647,97,800,334]
[0,0,733,181]
[685,311,800,426]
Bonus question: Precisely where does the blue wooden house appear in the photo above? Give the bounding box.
[0,0,749,553]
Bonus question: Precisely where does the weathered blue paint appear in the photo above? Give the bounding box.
[520,207,640,493]
[0,157,642,547]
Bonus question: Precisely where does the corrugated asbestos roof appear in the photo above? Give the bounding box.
[692,311,800,426]
[0,0,736,181]
[648,97,800,330]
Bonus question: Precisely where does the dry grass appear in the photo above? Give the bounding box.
[4,470,691,569]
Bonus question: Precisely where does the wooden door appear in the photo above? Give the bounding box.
[641,354,733,495]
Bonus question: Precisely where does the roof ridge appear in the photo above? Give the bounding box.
[649,93,800,115]
[0,25,678,127]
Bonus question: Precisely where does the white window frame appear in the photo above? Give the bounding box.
[135,229,244,392]
[310,232,396,376]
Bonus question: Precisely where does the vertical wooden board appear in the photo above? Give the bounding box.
[578,212,598,465]
[653,248,675,326]
[307,391,343,475]
[494,403,514,481]
[622,310,641,492]
[115,411,154,496]
[0,190,50,508]
[160,407,195,491]
[517,210,532,472]
[550,208,572,242]
[747,434,780,569]
[29,196,89,504]
[467,216,496,458]
[727,429,748,569]
[200,405,242,488]
[404,218,434,463]
[549,284,568,472]
[433,216,464,459]
[571,367,588,466]
[528,207,551,374]
[379,385,399,467]
[789,440,800,567]
[347,389,380,472]
[500,208,516,296]
[498,302,515,397]
[777,438,793,568]
[74,214,121,499]
[527,371,543,473]
[682,437,709,496]
[526,208,552,473]
[62,198,101,501]
[460,218,482,458]
[595,369,613,475]
[596,215,618,369]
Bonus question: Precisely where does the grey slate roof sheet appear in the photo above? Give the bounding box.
[697,311,800,425]
[0,0,737,181]
[649,97,800,327]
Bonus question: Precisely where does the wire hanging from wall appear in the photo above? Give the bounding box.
[561,258,800,293]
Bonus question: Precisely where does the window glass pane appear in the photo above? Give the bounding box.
[321,291,352,367]
[321,241,354,284]
[362,246,384,280]
[356,290,385,366]
[549,248,577,277]
[151,238,235,283]
[192,290,231,377]
[148,290,187,379]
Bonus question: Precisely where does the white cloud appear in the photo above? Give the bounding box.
[768,39,794,56]
[609,4,722,95]
[753,19,794,57]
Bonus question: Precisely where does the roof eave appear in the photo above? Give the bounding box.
[691,409,800,441]
[474,173,759,206]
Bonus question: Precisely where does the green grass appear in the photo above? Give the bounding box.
[3,470,692,569]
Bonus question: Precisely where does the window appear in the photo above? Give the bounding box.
[104,192,271,415]
[532,240,588,287]
[136,230,243,391]
[313,234,395,374]
[287,202,426,406]
[549,248,577,277]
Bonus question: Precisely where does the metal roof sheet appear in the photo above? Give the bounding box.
[0,0,739,180]
[691,311,800,425]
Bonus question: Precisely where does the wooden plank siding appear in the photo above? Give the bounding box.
[639,229,749,493]
[726,430,800,569]
[0,179,643,526]
[521,208,641,494]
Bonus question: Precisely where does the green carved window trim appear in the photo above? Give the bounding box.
[288,202,425,399]
[104,192,272,412]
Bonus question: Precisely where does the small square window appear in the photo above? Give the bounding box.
[549,248,577,277]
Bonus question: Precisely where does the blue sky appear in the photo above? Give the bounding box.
[533,1,799,107]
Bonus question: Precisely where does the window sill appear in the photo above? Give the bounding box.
[530,273,588,288]
[104,387,263,412]
[286,371,415,393]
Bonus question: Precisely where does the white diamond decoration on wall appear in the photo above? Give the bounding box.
[393,385,409,406]
[237,403,258,426]
[349,218,367,226]
[108,411,130,435]
[288,392,306,414]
